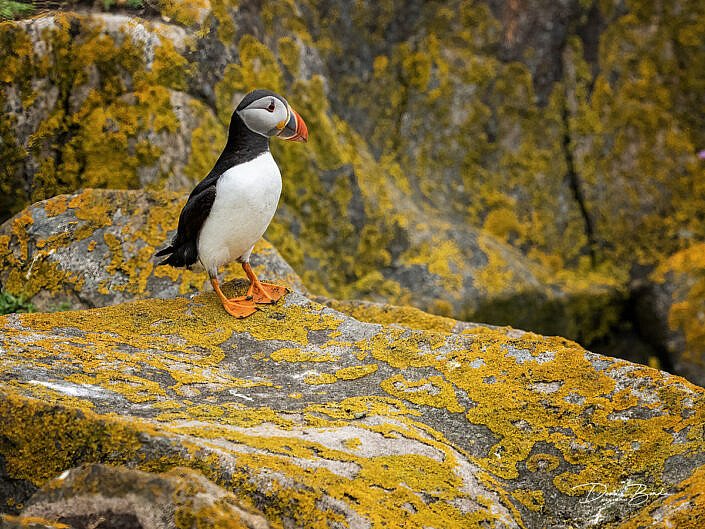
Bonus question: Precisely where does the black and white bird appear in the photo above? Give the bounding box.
[156,89,308,318]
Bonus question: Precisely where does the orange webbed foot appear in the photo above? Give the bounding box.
[241,262,289,304]
[221,298,258,318]
[210,277,258,318]
[250,282,289,304]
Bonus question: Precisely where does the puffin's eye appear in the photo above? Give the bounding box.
[266,101,276,112]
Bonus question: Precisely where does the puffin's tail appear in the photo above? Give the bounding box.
[155,241,198,268]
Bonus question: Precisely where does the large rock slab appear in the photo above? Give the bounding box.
[0,286,702,528]
[0,188,306,311]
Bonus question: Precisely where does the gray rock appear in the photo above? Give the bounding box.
[22,464,271,529]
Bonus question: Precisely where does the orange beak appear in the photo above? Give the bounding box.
[278,107,308,143]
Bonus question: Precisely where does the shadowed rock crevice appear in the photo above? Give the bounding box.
[560,96,596,265]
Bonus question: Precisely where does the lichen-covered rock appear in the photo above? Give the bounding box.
[639,244,705,386]
[0,13,221,215]
[21,464,271,529]
[316,296,520,336]
[0,515,71,529]
[0,190,636,369]
[0,287,703,528]
[0,188,306,311]
[2,2,705,378]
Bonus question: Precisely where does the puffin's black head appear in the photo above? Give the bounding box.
[235,89,308,143]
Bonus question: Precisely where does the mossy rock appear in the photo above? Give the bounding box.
[0,188,306,311]
[0,288,703,527]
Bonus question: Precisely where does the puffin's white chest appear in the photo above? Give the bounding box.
[197,152,282,275]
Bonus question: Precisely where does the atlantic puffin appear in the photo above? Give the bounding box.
[156,89,308,318]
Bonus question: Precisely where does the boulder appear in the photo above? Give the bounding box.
[0,13,223,216]
[0,287,702,528]
[635,244,705,387]
[22,464,271,529]
[0,188,306,312]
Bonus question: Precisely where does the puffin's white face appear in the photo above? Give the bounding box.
[238,95,289,136]
[236,90,308,142]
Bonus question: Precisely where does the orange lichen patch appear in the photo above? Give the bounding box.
[400,240,465,296]
[270,347,340,363]
[654,244,705,369]
[335,364,378,380]
[321,299,458,334]
[0,394,142,485]
[152,400,183,410]
[511,489,545,513]
[4,257,85,299]
[42,195,67,218]
[526,453,560,473]
[475,236,520,296]
[0,515,71,528]
[342,437,361,451]
[303,372,337,385]
[380,374,465,413]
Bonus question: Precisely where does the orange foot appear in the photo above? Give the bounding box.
[242,262,289,304]
[221,298,258,318]
[210,277,258,318]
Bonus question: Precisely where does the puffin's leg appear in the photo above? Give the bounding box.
[210,277,257,318]
[241,262,289,304]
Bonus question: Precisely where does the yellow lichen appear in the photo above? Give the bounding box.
[335,364,378,380]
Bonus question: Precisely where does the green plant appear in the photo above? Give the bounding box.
[102,0,143,10]
[0,290,36,315]
[49,301,72,312]
[0,0,35,20]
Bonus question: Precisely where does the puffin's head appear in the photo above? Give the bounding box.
[236,89,308,143]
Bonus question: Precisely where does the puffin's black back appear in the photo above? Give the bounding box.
[156,111,270,268]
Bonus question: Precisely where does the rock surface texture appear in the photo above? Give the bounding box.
[22,463,272,529]
[0,287,703,528]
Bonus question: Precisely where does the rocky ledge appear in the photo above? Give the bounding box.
[0,188,306,312]
[0,282,703,528]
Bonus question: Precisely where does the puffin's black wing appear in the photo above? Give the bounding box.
[156,185,217,268]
